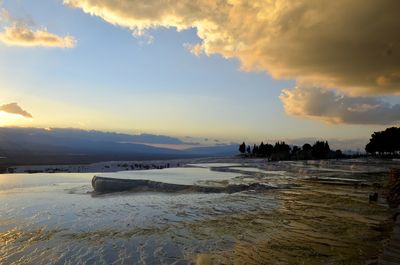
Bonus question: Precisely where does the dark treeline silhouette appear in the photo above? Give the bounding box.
[239,140,343,161]
[365,127,400,157]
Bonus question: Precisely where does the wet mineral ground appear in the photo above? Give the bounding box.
[0,159,399,265]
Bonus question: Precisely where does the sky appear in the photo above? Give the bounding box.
[1,0,400,147]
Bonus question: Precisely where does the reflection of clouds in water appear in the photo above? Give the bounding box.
[0,159,398,264]
[97,167,243,186]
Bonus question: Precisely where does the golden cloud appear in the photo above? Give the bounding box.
[64,0,400,95]
[0,24,76,48]
[280,86,400,125]
[0,102,32,118]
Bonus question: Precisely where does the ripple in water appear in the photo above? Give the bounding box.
[0,160,398,264]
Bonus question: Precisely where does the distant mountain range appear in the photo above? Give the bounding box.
[0,127,238,166]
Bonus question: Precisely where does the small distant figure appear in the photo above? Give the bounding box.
[369,192,378,202]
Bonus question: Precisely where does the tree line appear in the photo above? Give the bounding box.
[365,127,400,157]
[239,140,343,161]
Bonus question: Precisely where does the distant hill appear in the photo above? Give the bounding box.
[0,127,238,166]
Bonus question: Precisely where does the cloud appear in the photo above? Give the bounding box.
[0,4,10,23]
[0,3,76,48]
[0,102,33,118]
[0,24,76,48]
[280,86,400,125]
[63,0,400,95]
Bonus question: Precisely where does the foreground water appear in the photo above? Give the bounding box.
[0,159,399,264]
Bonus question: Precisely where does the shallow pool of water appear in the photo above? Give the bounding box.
[0,159,398,265]
[96,167,245,186]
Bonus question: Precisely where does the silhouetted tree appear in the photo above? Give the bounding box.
[302,143,312,152]
[335,149,343,159]
[272,141,290,160]
[265,143,274,158]
[291,145,301,155]
[365,127,400,156]
[312,141,331,159]
[259,142,265,157]
[238,139,342,161]
[252,144,259,155]
[239,142,246,154]
[273,141,290,153]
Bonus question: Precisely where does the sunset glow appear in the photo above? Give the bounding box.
[0,112,31,126]
[0,0,399,145]
[1,2,400,264]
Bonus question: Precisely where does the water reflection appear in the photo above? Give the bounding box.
[0,160,398,264]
